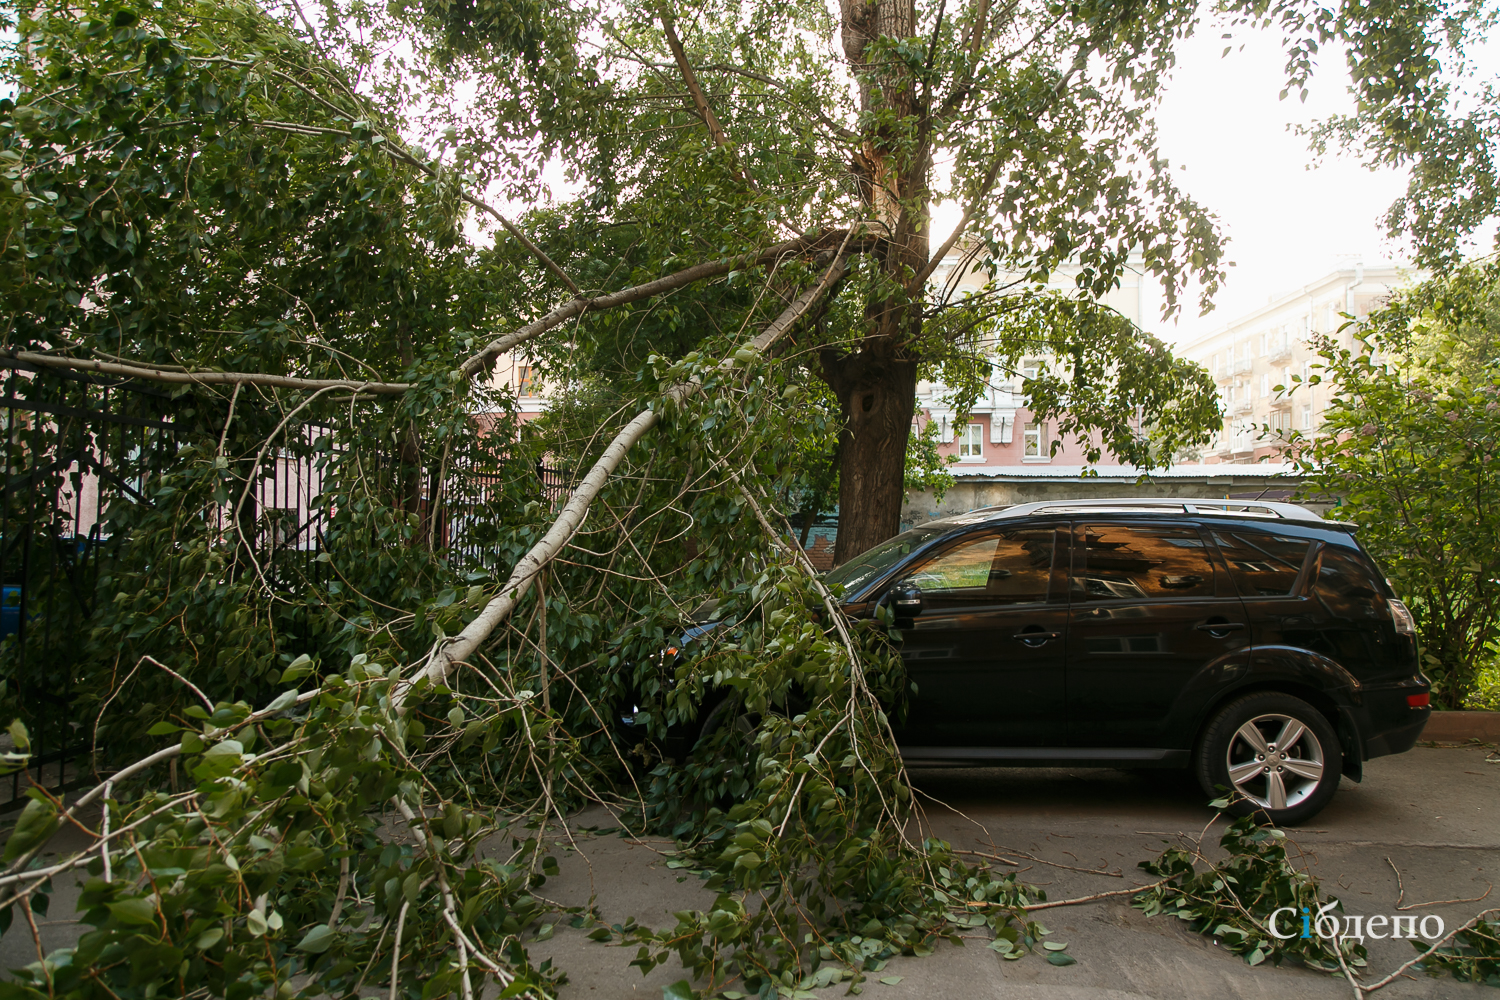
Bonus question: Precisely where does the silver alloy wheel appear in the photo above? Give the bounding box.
[1224,712,1326,810]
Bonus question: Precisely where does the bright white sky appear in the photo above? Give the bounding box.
[1142,25,1419,344]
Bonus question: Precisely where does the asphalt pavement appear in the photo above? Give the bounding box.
[535,743,1499,999]
[3,744,1495,999]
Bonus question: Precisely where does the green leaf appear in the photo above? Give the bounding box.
[146,722,180,736]
[1042,941,1068,951]
[878,976,903,984]
[663,980,698,1000]
[3,798,58,861]
[204,739,243,759]
[297,924,336,953]
[7,720,29,754]
[107,897,158,926]
[1045,953,1077,967]
[264,690,298,713]
[281,654,314,683]
[194,927,224,950]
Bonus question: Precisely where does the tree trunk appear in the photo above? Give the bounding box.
[819,0,932,564]
[822,350,917,565]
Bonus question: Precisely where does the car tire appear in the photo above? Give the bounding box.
[1194,692,1342,826]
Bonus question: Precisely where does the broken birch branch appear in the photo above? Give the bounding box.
[402,241,856,705]
[1,350,410,394]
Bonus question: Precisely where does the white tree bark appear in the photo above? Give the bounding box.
[1,350,411,394]
[403,247,855,703]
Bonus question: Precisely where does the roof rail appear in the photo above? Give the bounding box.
[987,497,1326,523]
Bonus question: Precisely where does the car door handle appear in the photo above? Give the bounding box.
[1011,630,1060,643]
[1196,622,1246,633]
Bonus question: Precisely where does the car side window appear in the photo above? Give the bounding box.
[1071,523,1216,602]
[905,527,1058,605]
[1213,531,1315,597]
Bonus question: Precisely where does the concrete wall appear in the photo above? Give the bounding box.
[899,469,1325,529]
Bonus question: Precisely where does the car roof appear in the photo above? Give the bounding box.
[926,496,1352,529]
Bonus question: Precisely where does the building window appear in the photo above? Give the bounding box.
[1260,373,1270,398]
[959,423,983,458]
[1301,405,1314,430]
[1258,333,1268,357]
[1023,421,1045,458]
[516,365,536,396]
[1021,358,1041,381]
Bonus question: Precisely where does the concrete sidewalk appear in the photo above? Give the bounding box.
[536,744,1499,999]
[2,745,1494,998]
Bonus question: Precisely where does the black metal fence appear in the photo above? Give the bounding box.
[0,363,565,809]
[1,361,180,808]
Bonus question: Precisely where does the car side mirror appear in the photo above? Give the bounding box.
[890,581,923,616]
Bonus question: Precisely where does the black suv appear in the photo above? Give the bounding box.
[829,498,1430,824]
[621,498,1432,825]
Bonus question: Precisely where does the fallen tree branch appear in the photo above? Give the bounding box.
[0,689,321,878]
[0,350,410,394]
[457,229,853,379]
[1020,879,1169,912]
[403,238,857,705]
[1358,907,1500,995]
[1389,855,1494,910]
[956,846,1122,878]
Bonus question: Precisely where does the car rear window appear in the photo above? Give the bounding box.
[1071,524,1216,601]
[1312,546,1388,618]
[1213,531,1315,597]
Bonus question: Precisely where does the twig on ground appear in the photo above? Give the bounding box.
[1388,855,1493,910]
[956,846,1121,878]
[1018,879,1169,911]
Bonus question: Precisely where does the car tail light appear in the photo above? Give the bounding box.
[1388,599,1417,635]
[1407,692,1430,708]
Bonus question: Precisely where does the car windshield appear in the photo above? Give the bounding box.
[823,522,952,598]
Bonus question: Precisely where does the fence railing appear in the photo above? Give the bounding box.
[0,363,562,803]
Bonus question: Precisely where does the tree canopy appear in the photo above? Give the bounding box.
[6,0,1500,996]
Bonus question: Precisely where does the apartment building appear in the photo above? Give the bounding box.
[915,247,1148,469]
[1178,261,1422,464]
[476,352,548,436]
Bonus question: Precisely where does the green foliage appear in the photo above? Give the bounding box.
[1414,912,1500,987]
[1284,263,1500,708]
[1134,810,1367,973]
[924,291,1222,467]
[0,661,567,1000]
[0,0,537,738]
[0,0,1295,998]
[904,418,956,501]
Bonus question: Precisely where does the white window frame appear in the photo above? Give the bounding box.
[958,422,984,459]
[1023,421,1045,459]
